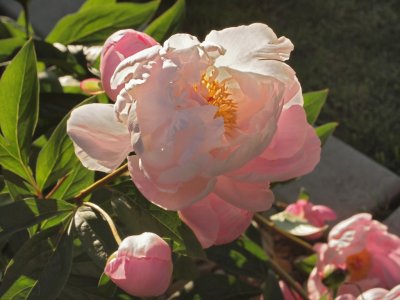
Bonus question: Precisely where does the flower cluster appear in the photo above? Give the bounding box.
[308,213,400,300]
[67,24,325,297]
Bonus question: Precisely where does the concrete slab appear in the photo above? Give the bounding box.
[273,136,400,222]
[385,207,400,235]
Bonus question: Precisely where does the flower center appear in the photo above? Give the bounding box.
[195,69,237,133]
[345,249,372,282]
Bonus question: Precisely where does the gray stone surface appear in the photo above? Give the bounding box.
[0,0,85,37]
[273,136,400,222]
[385,207,400,235]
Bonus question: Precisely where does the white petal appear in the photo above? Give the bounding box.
[67,104,132,172]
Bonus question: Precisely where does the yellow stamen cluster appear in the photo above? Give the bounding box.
[196,71,237,133]
[346,249,372,282]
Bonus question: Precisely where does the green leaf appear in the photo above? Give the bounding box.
[262,270,284,300]
[111,181,205,259]
[46,1,160,45]
[74,206,118,268]
[50,161,94,201]
[0,17,26,39]
[0,37,25,61]
[206,236,269,278]
[79,0,116,11]
[0,198,75,243]
[35,96,97,190]
[303,89,329,125]
[295,253,317,275]
[0,39,39,185]
[173,254,199,281]
[0,224,74,300]
[316,122,338,146]
[145,0,186,42]
[270,211,327,236]
[172,274,261,300]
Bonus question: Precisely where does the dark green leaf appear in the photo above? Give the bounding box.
[262,270,284,300]
[145,0,185,42]
[0,198,75,243]
[173,254,198,280]
[316,122,338,146]
[46,2,160,45]
[50,161,94,201]
[172,274,261,300]
[206,236,269,278]
[303,89,329,125]
[0,39,38,184]
[111,181,205,259]
[74,206,118,268]
[35,96,97,190]
[0,224,74,299]
[37,93,87,136]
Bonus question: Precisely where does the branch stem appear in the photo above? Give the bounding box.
[254,213,314,252]
[83,202,122,245]
[73,163,128,202]
[265,256,309,300]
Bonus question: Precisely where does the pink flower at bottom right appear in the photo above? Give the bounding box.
[308,213,400,300]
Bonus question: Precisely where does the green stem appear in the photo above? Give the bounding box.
[73,163,128,202]
[83,202,122,245]
[21,3,30,39]
[254,213,314,252]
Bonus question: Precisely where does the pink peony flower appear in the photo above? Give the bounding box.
[308,213,400,300]
[104,232,173,297]
[100,29,158,101]
[335,284,400,300]
[285,199,337,239]
[67,23,321,212]
[178,193,253,248]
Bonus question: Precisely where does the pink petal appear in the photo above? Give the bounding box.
[105,256,172,297]
[213,176,274,212]
[128,156,215,211]
[178,196,219,248]
[205,23,296,85]
[209,194,253,245]
[227,105,321,183]
[66,103,132,172]
[118,233,171,261]
[385,285,400,300]
[355,288,388,300]
[312,205,337,222]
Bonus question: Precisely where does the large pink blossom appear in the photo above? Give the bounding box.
[67,23,321,212]
[104,232,172,297]
[308,213,400,300]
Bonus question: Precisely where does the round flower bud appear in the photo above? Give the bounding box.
[104,232,172,297]
[100,29,158,101]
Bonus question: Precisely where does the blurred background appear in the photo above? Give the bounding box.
[1,0,399,175]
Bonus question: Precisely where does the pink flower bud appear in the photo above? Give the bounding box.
[179,193,254,248]
[100,29,158,101]
[285,199,337,239]
[104,232,172,297]
[80,78,103,95]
